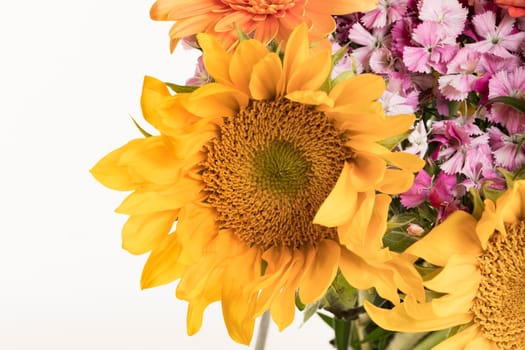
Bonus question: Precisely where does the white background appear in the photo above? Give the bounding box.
[0,1,333,349]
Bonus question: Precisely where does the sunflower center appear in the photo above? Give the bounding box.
[202,98,347,249]
[221,0,296,15]
[471,221,525,349]
[253,140,310,197]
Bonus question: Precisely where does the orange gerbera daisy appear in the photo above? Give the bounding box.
[365,180,525,349]
[92,24,424,344]
[150,0,378,51]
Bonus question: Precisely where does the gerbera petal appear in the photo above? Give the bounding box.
[122,210,178,255]
[307,0,377,14]
[151,0,224,19]
[252,16,280,44]
[406,210,482,266]
[249,53,282,100]
[197,33,232,84]
[313,162,358,227]
[167,14,219,39]
[298,240,340,304]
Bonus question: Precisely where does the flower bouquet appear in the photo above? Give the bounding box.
[91,0,525,349]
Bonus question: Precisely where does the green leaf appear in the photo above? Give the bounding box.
[447,100,461,118]
[484,96,525,114]
[412,330,449,350]
[333,318,351,350]
[383,231,418,253]
[377,131,412,151]
[165,82,199,93]
[233,22,250,42]
[469,187,484,220]
[130,116,152,137]
[322,271,358,318]
[302,300,321,324]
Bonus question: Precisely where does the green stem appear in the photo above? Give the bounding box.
[254,311,270,350]
[333,318,350,350]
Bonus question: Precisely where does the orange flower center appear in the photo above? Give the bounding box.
[221,0,297,15]
[202,98,347,249]
[472,221,525,349]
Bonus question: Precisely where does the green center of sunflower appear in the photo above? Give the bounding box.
[253,140,310,197]
[202,98,348,249]
[471,221,525,349]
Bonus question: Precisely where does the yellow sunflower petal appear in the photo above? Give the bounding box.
[249,52,282,100]
[175,203,218,264]
[364,297,473,333]
[464,333,499,350]
[339,247,401,304]
[298,240,340,304]
[185,83,249,118]
[221,247,260,344]
[115,176,203,215]
[347,138,425,173]
[229,39,269,95]
[185,268,223,336]
[286,49,331,93]
[122,210,178,255]
[347,152,386,191]
[424,254,481,294]
[141,75,171,130]
[313,162,357,227]
[329,73,385,105]
[376,169,415,194]
[252,247,294,316]
[337,190,376,247]
[141,233,183,289]
[432,325,481,350]
[270,249,306,331]
[197,33,232,84]
[286,90,334,107]
[90,139,144,191]
[406,210,482,266]
[476,199,500,250]
[279,23,309,95]
[498,180,525,226]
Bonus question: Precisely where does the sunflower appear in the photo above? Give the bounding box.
[91,24,424,344]
[365,180,525,349]
[150,0,378,51]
